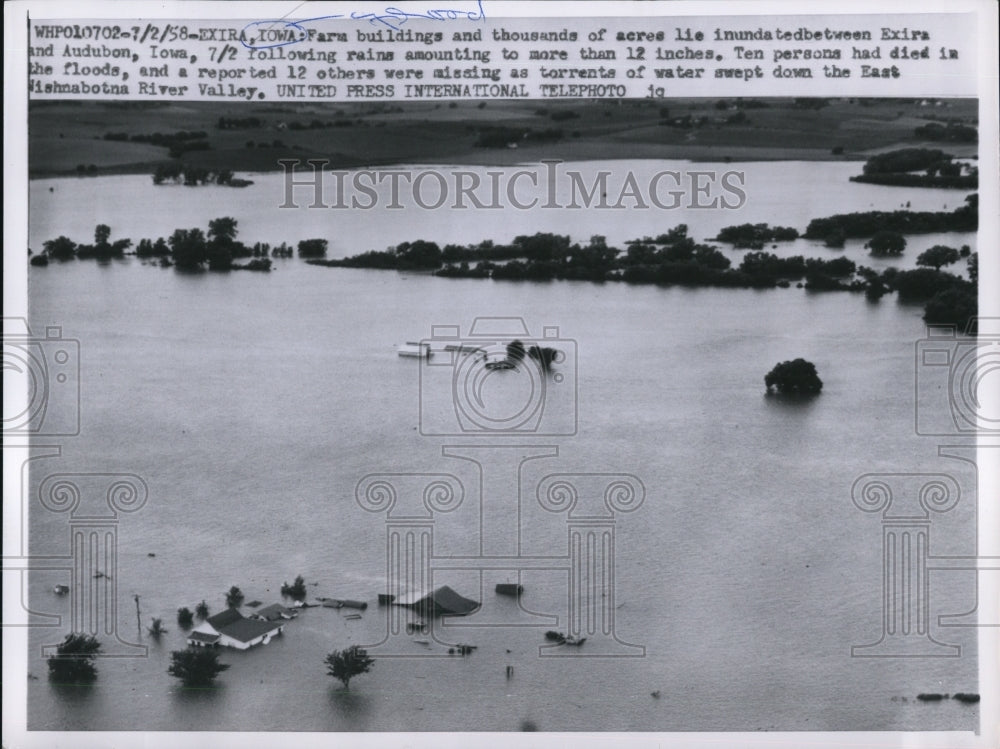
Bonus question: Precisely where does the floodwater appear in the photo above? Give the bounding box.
[23,162,979,731]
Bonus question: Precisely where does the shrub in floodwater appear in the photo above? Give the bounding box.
[764,359,823,395]
[47,633,101,684]
[177,607,194,628]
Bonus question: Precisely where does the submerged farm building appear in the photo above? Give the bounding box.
[187,608,285,650]
[251,603,297,622]
[394,586,479,617]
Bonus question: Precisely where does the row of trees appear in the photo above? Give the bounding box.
[48,633,373,691]
[163,222,321,269]
[42,224,131,261]
[315,225,977,331]
[914,121,977,143]
[850,148,977,189]
[714,223,800,249]
[42,220,322,270]
[803,194,978,243]
[152,163,238,186]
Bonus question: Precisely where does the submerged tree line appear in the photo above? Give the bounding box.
[849,148,978,190]
[309,196,979,333]
[32,218,329,272]
[32,196,979,331]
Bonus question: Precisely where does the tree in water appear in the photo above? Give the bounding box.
[916,245,960,271]
[225,586,244,609]
[528,345,559,372]
[281,575,307,601]
[195,600,210,620]
[43,236,78,260]
[147,617,168,638]
[205,217,238,270]
[169,228,208,269]
[324,646,374,690]
[506,340,526,362]
[47,633,101,684]
[177,607,195,628]
[168,648,230,688]
[764,359,823,395]
[297,239,329,259]
[94,224,111,249]
[923,287,977,332]
[865,231,907,257]
[207,217,238,245]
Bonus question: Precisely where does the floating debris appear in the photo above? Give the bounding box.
[953,693,980,704]
[53,584,69,595]
[651,690,661,699]
[377,593,396,605]
[544,631,585,646]
[917,693,945,702]
[320,598,368,610]
[245,600,263,608]
[495,583,523,596]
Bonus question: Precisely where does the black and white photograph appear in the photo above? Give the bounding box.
[3,2,998,747]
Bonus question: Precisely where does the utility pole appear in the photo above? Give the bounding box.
[134,594,142,637]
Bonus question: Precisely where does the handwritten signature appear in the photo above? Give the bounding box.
[241,0,486,49]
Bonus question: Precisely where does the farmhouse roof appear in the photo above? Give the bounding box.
[219,617,283,643]
[254,603,294,621]
[187,631,220,644]
[206,608,243,628]
[394,585,479,616]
